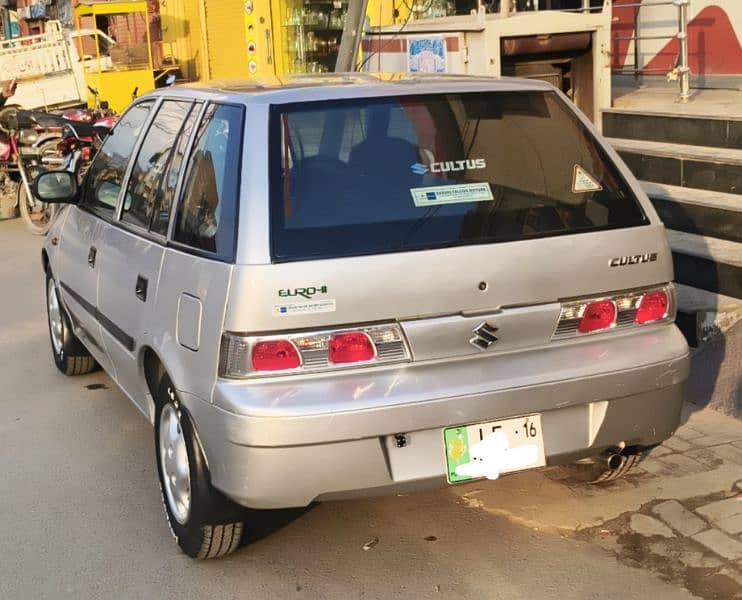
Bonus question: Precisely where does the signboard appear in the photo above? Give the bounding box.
[408,36,446,74]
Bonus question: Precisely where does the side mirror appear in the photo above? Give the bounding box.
[165,74,177,86]
[33,171,79,204]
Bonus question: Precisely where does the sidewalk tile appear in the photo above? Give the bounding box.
[692,529,742,561]
[652,500,707,536]
[640,457,672,475]
[695,434,742,448]
[710,444,742,465]
[675,427,705,441]
[630,514,675,538]
[685,448,724,470]
[663,437,693,453]
[716,514,742,536]
[657,454,706,474]
[697,497,742,523]
[647,445,672,458]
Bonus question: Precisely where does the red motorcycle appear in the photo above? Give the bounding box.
[0,106,66,234]
[56,112,117,178]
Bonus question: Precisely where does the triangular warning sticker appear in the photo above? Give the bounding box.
[572,165,603,193]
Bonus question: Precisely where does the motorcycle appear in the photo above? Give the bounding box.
[0,106,66,235]
[60,86,115,126]
[56,113,116,179]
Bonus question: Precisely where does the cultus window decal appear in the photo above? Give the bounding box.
[410,159,487,175]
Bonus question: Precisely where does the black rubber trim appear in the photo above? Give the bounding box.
[60,282,135,352]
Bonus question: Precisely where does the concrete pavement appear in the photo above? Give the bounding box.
[0,217,740,600]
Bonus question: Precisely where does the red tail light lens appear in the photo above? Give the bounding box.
[329,332,375,364]
[578,301,617,334]
[220,325,409,378]
[251,340,300,371]
[635,291,669,324]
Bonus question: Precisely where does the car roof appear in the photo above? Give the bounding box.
[146,73,555,106]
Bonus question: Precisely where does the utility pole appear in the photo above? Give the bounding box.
[335,0,368,72]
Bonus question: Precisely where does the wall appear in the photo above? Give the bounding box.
[612,0,742,76]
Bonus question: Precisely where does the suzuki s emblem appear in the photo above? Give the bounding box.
[470,322,499,351]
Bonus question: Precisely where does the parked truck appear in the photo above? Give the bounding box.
[0,20,88,111]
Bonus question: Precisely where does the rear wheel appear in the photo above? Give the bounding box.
[46,269,97,376]
[154,375,245,559]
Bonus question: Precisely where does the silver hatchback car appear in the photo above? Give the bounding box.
[37,74,689,559]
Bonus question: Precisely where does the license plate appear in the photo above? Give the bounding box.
[444,415,546,484]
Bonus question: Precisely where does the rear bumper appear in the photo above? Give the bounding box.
[184,326,689,509]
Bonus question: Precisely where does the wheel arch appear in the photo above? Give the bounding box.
[140,346,211,471]
[141,345,166,423]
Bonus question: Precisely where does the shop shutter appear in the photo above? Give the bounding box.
[204,0,247,79]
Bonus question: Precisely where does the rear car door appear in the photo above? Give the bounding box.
[155,103,244,403]
[57,102,153,373]
[96,99,199,412]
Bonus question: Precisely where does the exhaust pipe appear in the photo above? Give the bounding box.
[604,450,625,471]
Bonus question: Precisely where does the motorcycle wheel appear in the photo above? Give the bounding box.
[18,141,62,235]
[18,177,57,236]
[0,172,19,220]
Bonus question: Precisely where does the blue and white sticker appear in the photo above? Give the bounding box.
[272,299,337,317]
[410,183,494,208]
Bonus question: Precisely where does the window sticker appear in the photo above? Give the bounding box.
[272,299,337,317]
[411,183,494,208]
[572,165,603,193]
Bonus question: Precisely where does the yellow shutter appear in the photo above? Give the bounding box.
[204,0,247,80]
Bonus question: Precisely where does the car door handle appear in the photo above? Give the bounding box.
[88,246,97,268]
[135,276,148,302]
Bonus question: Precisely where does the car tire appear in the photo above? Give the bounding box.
[46,269,97,376]
[154,375,245,559]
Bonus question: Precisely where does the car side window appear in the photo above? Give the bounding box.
[150,102,201,236]
[82,102,153,221]
[173,103,243,258]
[121,100,194,231]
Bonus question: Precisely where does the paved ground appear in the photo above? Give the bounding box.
[613,86,742,118]
[1,218,741,600]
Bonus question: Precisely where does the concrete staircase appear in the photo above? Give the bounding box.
[604,109,742,346]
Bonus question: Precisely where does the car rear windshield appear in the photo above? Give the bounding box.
[269,91,648,261]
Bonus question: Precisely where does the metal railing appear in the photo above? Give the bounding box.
[612,0,691,101]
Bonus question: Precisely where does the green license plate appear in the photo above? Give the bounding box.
[444,414,546,484]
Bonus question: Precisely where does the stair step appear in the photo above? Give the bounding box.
[608,138,742,195]
[667,230,742,266]
[603,108,742,150]
[666,230,742,299]
[675,283,742,314]
[641,182,742,244]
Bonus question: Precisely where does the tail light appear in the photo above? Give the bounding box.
[251,340,301,371]
[578,301,616,334]
[554,285,675,340]
[329,332,375,364]
[220,323,410,378]
[635,290,669,324]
